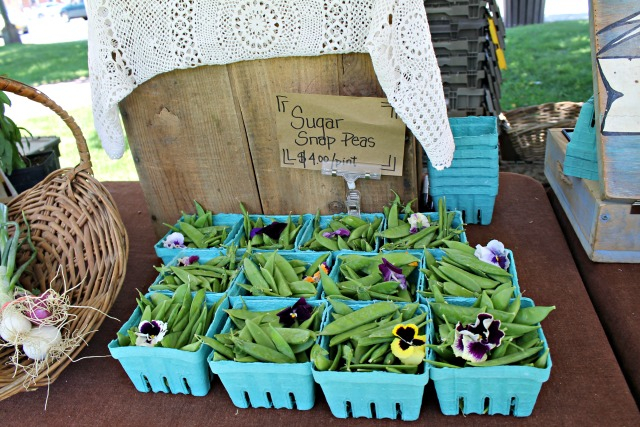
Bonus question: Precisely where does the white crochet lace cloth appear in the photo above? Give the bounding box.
[87,0,454,169]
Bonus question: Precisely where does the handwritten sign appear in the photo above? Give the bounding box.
[275,93,406,176]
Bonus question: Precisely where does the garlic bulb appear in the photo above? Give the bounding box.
[0,308,32,344]
[22,326,62,361]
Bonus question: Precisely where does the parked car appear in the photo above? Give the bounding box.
[35,1,64,19]
[60,1,87,22]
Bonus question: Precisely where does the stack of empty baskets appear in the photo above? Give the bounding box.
[427,117,499,225]
[425,0,506,117]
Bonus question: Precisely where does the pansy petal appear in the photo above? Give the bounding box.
[277,307,295,327]
[464,340,491,363]
[334,228,351,237]
[250,227,263,239]
[486,239,506,255]
[261,221,288,239]
[392,324,418,342]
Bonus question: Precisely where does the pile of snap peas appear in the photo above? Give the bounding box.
[428,295,554,368]
[378,196,465,251]
[164,200,231,248]
[321,252,420,301]
[419,241,516,299]
[117,285,224,351]
[238,203,304,250]
[312,300,428,374]
[200,301,324,363]
[299,211,382,252]
[237,251,330,298]
[149,246,241,293]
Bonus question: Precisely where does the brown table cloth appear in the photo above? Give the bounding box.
[1,173,638,425]
[549,188,640,406]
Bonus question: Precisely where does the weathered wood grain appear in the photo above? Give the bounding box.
[590,0,640,200]
[119,66,261,238]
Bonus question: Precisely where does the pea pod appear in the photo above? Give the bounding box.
[513,306,556,325]
[320,301,397,336]
[232,339,296,364]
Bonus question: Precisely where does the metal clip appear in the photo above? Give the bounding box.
[321,162,382,217]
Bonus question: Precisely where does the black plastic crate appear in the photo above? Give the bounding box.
[441,69,487,88]
[447,107,488,117]
[429,18,488,41]
[437,52,487,73]
[445,87,487,110]
[433,36,488,56]
[426,4,486,20]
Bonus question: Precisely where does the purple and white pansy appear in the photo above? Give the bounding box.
[135,320,168,347]
[322,228,351,239]
[452,313,505,363]
[378,258,407,290]
[408,212,430,234]
[163,232,186,249]
[474,239,510,270]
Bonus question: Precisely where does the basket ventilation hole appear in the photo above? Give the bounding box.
[476,210,482,223]
[288,392,297,410]
[510,396,518,415]
[345,401,353,417]
[163,377,170,392]
[484,396,491,413]
[141,375,152,392]
[243,391,251,407]
[395,403,402,419]
[266,391,274,408]
[458,396,465,413]
[183,378,191,394]
[370,402,377,419]
[460,210,467,223]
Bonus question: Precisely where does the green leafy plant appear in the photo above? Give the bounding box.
[0,90,31,175]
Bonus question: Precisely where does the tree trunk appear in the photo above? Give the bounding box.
[0,0,22,45]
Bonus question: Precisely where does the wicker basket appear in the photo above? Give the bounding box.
[501,101,583,161]
[0,77,129,400]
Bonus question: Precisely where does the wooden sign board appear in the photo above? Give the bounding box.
[275,93,406,176]
[590,0,640,199]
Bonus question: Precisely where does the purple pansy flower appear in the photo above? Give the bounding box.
[322,228,351,239]
[378,258,407,290]
[277,298,313,327]
[177,255,200,266]
[163,232,186,249]
[135,320,168,347]
[250,221,288,239]
[474,239,510,270]
[408,213,430,234]
[452,313,504,363]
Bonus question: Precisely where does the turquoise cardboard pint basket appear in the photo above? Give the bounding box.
[297,213,384,252]
[380,210,466,256]
[154,213,243,263]
[326,251,423,303]
[428,117,499,225]
[312,301,433,421]
[229,214,313,253]
[208,298,326,410]
[108,293,230,396]
[429,297,552,416]
[148,250,243,296]
[229,251,332,304]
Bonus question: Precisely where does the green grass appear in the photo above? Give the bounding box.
[0,41,89,86]
[21,107,138,181]
[501,20,594,110]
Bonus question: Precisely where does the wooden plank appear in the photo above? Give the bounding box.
[338,53,419,212]
[119,66,261,239]
[590,0,640,200]
[227,55,344,215]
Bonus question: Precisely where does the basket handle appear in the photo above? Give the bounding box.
[0,76,93,176]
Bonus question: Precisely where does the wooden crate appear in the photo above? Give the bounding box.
[119,54,421,238]
[545,128,640,263]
